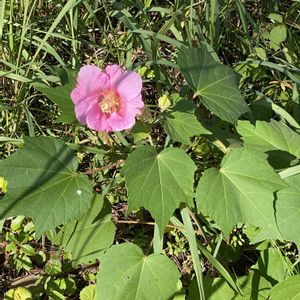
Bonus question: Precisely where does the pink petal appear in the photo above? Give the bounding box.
[74,94,98,124]
[105,65,124,88]
[123,94,144,109]
[71,64,144,132]
[70,87,82,104]
[75,65,109,97]
[107,108,137,131]
[114,71,142,100]
[86,102,111,132]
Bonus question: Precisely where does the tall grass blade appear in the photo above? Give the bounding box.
[181,206,205,300]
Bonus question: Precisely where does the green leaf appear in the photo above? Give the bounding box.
[255,47,267,60]
[121,146,196,233]
[11,254,33,272]
[276,174,300,248]
[269,25,287,50]
[243,225,273,251]
[188,277,236,300]
[237,271,273,299]
[11,216,25,231]
[21,244,36,257]
[268,13,283,23]
[252,248,292,283]
[80,285,96,300]
[173,280,186,300]
[54,194,115,265]
[34,69,77,123]
[48,277,77,296]
[237,120,300,158]
[96,243,180,300]
[163,100,211,144]
[188,271,272,300]
[158,94,171,112]
[0,176,7,193]
[47,290,65,300]
[0,136,93,237]
[9,287,32,300]
[0,219,4,234]
[45,258,62,276]
[178,47,249,123]
[196,147,286,237]
[131,121,151,142]
[269,275,300,300]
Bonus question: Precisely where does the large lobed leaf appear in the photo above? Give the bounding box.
[53,194,115,265]
[269,275,300,300]
[252,248,291,283]
[188,277,236,300]
[188,271,272,300]
[163,99,211,144]
[196,147,286,238]
[121,145,196,234]
[237,120,300,158]
[276,174,300,249]
[178,47,249,123]
[97,243,180,300]
[0,136,93,237]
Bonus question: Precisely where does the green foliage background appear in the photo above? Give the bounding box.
[0,0,300,299]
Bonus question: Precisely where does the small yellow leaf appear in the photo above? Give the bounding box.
[158,95,171,112]
[0,176,7,193]
[137,66,155,79]
[13,287,32,300]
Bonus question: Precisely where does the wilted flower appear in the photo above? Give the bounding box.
[71,64,144,132]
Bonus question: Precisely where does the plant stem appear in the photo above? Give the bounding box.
[114,219,183,230]
[82,160,124,174]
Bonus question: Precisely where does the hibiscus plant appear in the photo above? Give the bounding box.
[1,1,300,299]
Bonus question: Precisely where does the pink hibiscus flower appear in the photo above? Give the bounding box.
[71,64,144,132]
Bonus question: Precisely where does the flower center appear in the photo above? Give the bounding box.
[99,91,121,114]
